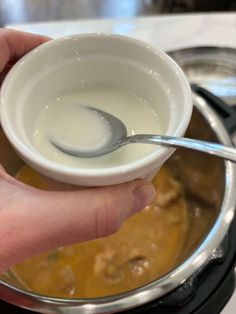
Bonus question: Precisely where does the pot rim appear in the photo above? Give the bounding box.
[0,93,236,314]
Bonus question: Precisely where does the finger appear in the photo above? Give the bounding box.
[0,179,156,271]
[36,180,156,240]
[0,28,50,72]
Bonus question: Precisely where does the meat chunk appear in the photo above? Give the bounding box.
[58,265,76,296]
[168,151,224,206]
[152,167,181,208]
[94,248,124,284]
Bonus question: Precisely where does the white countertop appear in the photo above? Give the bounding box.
[7,12,236,314]
[8,13,236,52]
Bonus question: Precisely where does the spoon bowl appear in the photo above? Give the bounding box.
[50,107,128,158]
[51,107,236,163]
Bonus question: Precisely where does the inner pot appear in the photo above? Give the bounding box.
[0,93,235,314]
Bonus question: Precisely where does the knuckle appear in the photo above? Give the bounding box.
[95,195,122,238]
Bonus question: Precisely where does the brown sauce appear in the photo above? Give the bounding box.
[11,164,213,298]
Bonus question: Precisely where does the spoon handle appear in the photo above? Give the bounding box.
[128,134,236,162]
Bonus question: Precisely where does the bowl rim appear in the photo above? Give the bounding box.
[0,33,192,182]
[0,93,235,314]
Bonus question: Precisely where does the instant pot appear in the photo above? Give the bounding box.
[0,47,236,314]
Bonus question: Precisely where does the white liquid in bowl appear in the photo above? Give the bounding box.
[32,85,164,169]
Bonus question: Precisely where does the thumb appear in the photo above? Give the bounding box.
[0,178,156,271]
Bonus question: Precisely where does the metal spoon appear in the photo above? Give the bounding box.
[50,107,236,162]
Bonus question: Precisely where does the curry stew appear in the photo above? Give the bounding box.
[11,160,217,298]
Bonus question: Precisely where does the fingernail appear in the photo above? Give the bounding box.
[132,184,156,214]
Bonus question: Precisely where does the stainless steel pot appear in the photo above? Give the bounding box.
[0,93,235,314]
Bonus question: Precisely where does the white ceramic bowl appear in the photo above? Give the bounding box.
[0,33,192,186]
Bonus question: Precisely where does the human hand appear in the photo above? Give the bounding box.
[0,29,156,273]
[0,28,51,84]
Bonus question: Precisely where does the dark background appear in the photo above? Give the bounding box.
[1,0,236,27]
